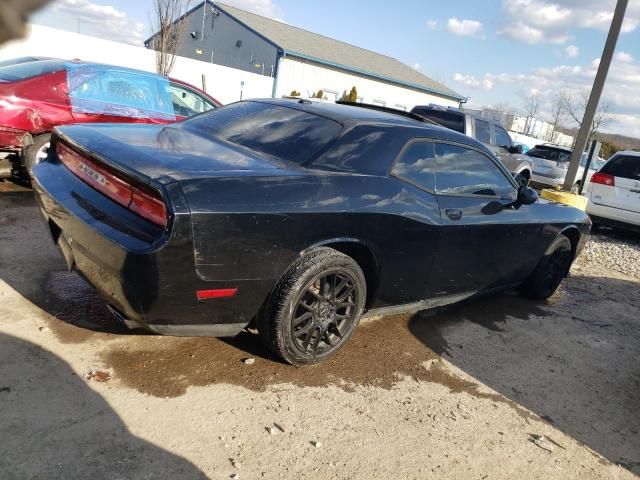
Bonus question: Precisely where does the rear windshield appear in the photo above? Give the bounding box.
[601,155,640,180]
[0,59,66,82]
[527,146,572,163]
[411,108,465,133]
[183,101,343,164]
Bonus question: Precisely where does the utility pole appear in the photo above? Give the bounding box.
[563,0,628,191]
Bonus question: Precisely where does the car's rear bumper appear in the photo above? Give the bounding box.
[530,173,564,189]
[0,127,31,153]
[31,160,266,336]
[586,198,640,230]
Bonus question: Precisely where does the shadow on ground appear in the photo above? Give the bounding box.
[409,277,640,473]
[0,332,207,479]
[2,190,639,474]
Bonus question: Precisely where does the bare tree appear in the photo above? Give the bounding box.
[521,93,542,136]
[563,91,614,147]
[150,0,191,76]
[547,90,568,143]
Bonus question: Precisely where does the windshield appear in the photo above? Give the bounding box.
[182,101,343,164]
[527,146,572,163]
[411,107,465,133]
[0,59,66,82]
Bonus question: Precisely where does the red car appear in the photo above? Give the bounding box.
[0,58,221,174]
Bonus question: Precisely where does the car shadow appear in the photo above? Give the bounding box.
[0,332,208,479]
[408,280,640,473]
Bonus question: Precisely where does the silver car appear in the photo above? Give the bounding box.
[527,144,605,192]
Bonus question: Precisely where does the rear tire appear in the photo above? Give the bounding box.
[571,182,580,194]
[257,247,366,366]
[23,133,51,176]
[520,234,573,300]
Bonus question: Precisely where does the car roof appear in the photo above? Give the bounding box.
[532,143,573,152]
[612,150,640,157]
[257,98,457,129]
[412,104,511,128]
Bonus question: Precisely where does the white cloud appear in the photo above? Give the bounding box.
[446,18,483,37]
[564,45,579,58]
[499,20,570,44]
[222,0,283,19]
[426,19,438,30]
[453,53,640,137]
[615,51,634,63]
[499,0,640,45]
[47,0,146,45]
[452,73,494,90]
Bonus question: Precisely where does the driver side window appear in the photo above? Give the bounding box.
[435,143,514,197]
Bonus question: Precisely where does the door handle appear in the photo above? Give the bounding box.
[445,208,462,221]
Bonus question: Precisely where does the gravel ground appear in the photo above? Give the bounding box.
[580,229,640,280]
[1,188,639,479]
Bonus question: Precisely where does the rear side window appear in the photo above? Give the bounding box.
[412,108,465,133]
[183,101,342,164]
[601,155,640,180]
[527,146,572,163]
[0,59,66,82]
[474,119,491,144]
[392,141,436,191]
[435,143,514,197]
[495,126,512,147]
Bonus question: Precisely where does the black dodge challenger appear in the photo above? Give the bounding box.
[32,99,590,365]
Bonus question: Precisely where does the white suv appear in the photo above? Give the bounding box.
[585,151,640,231]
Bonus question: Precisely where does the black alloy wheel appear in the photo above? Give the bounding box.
[521,234,573,300]
[258,247,366,366]
[290,270,360,357]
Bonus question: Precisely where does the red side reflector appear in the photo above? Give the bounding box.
[591,172,615,186]
[57,141,168,228]
[196,288,238,300]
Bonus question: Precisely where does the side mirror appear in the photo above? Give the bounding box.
[509,144,524,154]
[516,186,538,206]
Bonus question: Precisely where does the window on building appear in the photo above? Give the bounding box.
[391,141,436,191]
[395,104,408,111]
[474,119,491,144]
[372,99,386,107]
[435,143,514,197]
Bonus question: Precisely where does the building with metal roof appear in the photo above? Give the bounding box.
[145,1,464,108]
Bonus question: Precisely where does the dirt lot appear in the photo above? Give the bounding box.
[1,183,639,479]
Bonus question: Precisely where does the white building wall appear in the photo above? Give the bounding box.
[510,115,574,147]
[0,24,274,105]
[275,57,460,109]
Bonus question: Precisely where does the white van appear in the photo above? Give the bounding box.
[585,151,640,231]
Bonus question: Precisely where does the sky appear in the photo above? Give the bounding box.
[31,0,640,138]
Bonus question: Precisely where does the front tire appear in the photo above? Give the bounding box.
[258,247,366,366]
[23,133,51,176]
[520,234,573,300]
[515,172,530,188]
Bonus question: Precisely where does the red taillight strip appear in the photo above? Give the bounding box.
[196,288,238,300]
[57,141,168,228]
[591,172,615,186]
